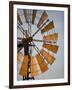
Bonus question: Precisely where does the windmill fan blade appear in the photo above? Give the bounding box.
[37,11,48,28]
[43,33,58,41]
[40,49,55,64]
[23,9,28,23]
[17,53,23,63]
[35,53,48,73]
[17,14,23,25]
[20,55,29,77]
[31,57,39,77]
[43,44,59,53]
[41,21,54,33]
[32,10,37,24]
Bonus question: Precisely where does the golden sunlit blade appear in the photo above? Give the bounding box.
[43,33,58,41]
[20,55,29,77]
[31,72,39,77]
[31,57,39,77]
[35,53,48,73]
[41,21,54,33]
[32,10,37,24]
[40,49,55,64]
[17,14,22,25]
[37,11,48,28]
[17,53,23,63]
[31,66,39,77]
[43,44,59,53]
[31,56,37,65]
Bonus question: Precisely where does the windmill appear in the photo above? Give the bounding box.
[17,9,59,80]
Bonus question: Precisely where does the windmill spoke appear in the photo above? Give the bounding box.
[33,39,56,44]
[32,18,49,37]
[17,21,28,37]
[32,44,40,55]
[28,10,32,37]
[18,21,26,32]
[17,24,24,34]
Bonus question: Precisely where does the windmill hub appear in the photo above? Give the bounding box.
[22,37,33,45]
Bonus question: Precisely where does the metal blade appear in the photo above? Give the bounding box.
[35,53,48,73]
[32,10,37,24]
[17,14,22,25]
[43,44,59,53]
[23,9,28,23]
[41,21,54,33]
[31,57,39,77]
[17,52,23,63]
[40,49,55,64]
[37,11,48,28]
[20,55,29,77]
[43,33,58,41]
